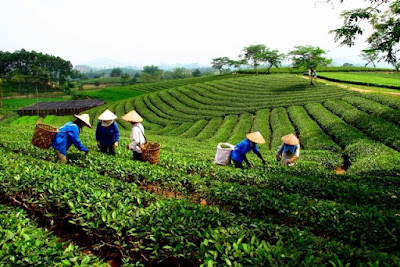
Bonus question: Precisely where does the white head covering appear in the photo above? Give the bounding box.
[74,114,92,128]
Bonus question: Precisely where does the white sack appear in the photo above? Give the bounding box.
[214,143,235,165]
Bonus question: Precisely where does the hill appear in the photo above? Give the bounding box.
[0,73,399,266]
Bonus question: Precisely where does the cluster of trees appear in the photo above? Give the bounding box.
[86,66,207,86]
[0,49,76,107]
[212,45,332,84]
[0,49,75,91]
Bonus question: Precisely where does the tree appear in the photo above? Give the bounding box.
[94,81,101,88]
[330,0,400,70]
[211,57,230,74]
[11,73,26,94]
[192,69,201,77]
[121,73,131,85]
[140,65,163,82]
[360,50,380,67]
[258,48,285,74]
[0,78,6,108]
[228,59,247,73]
[241,44,266,74]
[289,45,332,85]
[110,68,123,77]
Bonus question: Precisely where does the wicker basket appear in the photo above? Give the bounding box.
[141,141,161,164]
[32,123,59,149]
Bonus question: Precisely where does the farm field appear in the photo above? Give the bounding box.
[318,71,400,89]
[0,74,399,266]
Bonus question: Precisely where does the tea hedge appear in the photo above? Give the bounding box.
[0,204,106,266]
[323,99,400,151]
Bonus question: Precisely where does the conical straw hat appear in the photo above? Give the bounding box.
[74,114,92,128]
[246,131,266,144]
[281,133,299,145]
[122,110,143,122]
[98,109,117,121]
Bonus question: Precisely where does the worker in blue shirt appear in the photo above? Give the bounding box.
[231,131,266,169]
[52,114,91,163]
[96,109,120,155]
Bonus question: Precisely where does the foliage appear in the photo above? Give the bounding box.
[331,0,400,70]
[289,45,332,85]
[211,57,230,74]
[0,49,73,86]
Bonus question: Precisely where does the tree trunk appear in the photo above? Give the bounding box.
[0,86,3,108]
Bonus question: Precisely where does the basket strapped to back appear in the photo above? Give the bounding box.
[141,141,161,164]
[32,123,59,149]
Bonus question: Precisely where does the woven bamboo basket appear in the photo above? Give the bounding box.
[141,141,161,164]
[32,123,59,149]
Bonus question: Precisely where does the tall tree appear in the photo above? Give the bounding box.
[0,78,6,108]
[241,44,266,74]
[289,45,332,85]
[10,73,26,94]
[192,69,201,77]
[228,59,247,73]
[360,50,380,67]
[211,57,230,74]
[121,73,131,85]
[258,48,286,74]
[110,68,123,77]
[330,0,400,70]
[140,65,163,82]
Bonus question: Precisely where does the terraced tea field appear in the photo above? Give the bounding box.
[0,74,399,266]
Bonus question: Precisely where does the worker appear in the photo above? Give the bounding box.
[96,109,120,155]
[276,133,300,166]
[230,131,266,169]
[122,110,145,161]
[52,114,91,163]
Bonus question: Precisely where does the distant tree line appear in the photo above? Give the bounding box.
[211,44,332,85]
[0,49,74,91]
[79,65,212,86]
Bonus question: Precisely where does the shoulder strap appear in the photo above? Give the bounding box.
[134,125,147,144]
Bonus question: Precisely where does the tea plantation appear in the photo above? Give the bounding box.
[0,74,399,266]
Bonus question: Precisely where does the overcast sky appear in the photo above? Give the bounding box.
[0,0,386,68]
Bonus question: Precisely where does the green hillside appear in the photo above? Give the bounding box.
[0,73,399,266]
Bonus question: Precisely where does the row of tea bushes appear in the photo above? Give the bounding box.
[342,95,400,125]
[3,148,397,265]
[287,105,341,152]
[324,99,400,151]
[305,103,400,176]
[0,204,106,266]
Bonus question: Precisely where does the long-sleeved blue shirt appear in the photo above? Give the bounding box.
[96,121,120,145]
[230,139,259,163]
[52,122,88,156]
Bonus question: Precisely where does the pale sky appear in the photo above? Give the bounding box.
[0,0,387,68]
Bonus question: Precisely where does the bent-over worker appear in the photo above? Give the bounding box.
[122,110,145,161]
[52,114,91,164]
[231,131,266,169]
[276,133,300,166]
[96,109,120,155]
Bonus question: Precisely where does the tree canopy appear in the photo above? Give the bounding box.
[0,49,73,85]
[289,45,332,84]
[330,0,400,70]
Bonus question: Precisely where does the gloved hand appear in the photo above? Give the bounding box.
[113,142,118,148]
[276,155,281,162]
